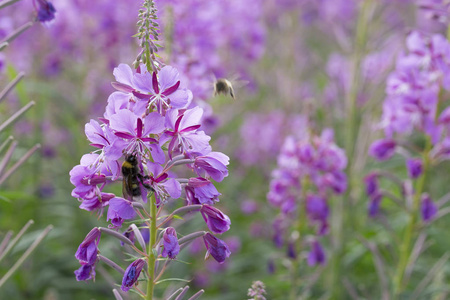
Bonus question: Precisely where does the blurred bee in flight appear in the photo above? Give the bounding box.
[212,75,248,100]
[213,78,236,99]
[121,154,154,200]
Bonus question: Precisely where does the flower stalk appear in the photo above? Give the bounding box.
[393,138,432,297]
[146,193,157,300]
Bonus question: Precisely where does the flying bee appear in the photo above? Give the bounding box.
[213,78,236,99]
[121,154,154,200]
[212,75,249,100]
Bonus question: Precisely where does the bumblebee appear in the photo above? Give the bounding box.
[213,78,235,99]
[121,154,154,200]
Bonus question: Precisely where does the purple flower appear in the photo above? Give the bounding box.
[240,199,259,214]
[406,158,423,179]
[364,173,379,197]
[162,107,211,158]
[132,66,192,113]
[272,217,285,248]
[78,191,115,214]
[203,233,231,264]
[369,139,396,161]
[107,198,136,228]
[200,205,231,234]
[421,193,438,223]
[84,119,124,178]
[194,152,229,182]
[34,0,56,23]
[121,258,146,292]
[161,227,180,259]
[75,228,101,266]
[74,264,96,281]
[287,241,297,259]
[322,170,347,194]
[109,110,166,162]
[112,64,136,93]
[368,194,383,218]
[185,177,221,205]
[142,162,182,206]
[305,194,329,235]
[307,240,326,266]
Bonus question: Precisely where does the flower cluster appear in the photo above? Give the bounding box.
[70,62,231,293]
[247,280,267,300]
[366,31,450,222]
[267,128,347,265]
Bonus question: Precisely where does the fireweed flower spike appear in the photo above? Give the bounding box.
[267,128,347,267]
[70,2,231,296]
[368,30,450,296]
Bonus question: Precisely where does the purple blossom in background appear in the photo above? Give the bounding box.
[237,112,308,168]
[307,240,326,266]
[368,194,383,218]
[421,193,438,223]
[306,194,329,235]
[121,259,146,292]
[267,127,346,264]
[161,227,180,259]
[369,139,396,161]
[418,0,450,23]
[364,173,379,197]
[406,158,423,179]
[374,31,450,161]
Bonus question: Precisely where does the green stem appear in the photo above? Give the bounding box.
[331,1,372,298]
[392,139,431,298]
[146,194,157,300]
[289,178,309,300]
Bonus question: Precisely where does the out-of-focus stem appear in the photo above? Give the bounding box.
[0,72,25,103]
[0,144,40,186]
[0,101,35,133]
[0,225,52,289]
[0,220,34,263]
[0,140,17,175]
[0,0,20,10]
[0,42,8,51]
[164,6,174,63]
[289,178,309,300]
[146,194,157,300]
[0,21,34,45]
[334,1,373,298]
[346,0,372,163]
[0,136,13,153]
[393,138,431,297]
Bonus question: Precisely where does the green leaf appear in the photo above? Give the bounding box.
[155,277,191,285]
[0,194,11,202]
